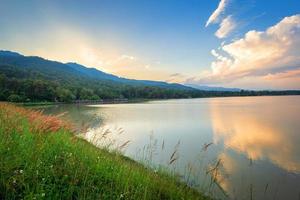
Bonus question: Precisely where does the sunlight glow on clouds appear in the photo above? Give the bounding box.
[206,0,235,39]
[5,24,169,81]
[190,14,300,89]
[205,0,236,39]
[2,0,299,89]
[215,15,236,38]
[206,0,229,27]
[78,48,171,81]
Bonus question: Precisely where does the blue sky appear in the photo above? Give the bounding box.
[0,0,300,89]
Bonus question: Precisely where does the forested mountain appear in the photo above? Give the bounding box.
[0,50,299,103]
[66,62,192,90]
[0,50,200,102]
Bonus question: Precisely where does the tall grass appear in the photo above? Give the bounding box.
[126,132,228,200]
[0,103,210,199]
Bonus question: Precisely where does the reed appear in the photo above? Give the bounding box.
[0,102,210,200]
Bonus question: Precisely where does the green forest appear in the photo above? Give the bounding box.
[0,52,300,103]
[0,65,202,102]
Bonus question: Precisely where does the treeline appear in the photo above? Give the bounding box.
[0,65,199,102]
[1,64,300,103]
[0,75,199,102]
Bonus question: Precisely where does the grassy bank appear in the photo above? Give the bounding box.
[0,103,209,199]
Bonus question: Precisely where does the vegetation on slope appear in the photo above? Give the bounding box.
[0,52,201,102]
[0,103,209,199]
[1,51,300,103]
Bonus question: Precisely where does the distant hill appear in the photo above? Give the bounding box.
[0,50,23,57]
[66,62,121,81]
[66,62,192,90]
[185,84,241,92]
[0,50,205,102]
[0,50,193,91]
[0,50,238,92]
[1,50,299,103]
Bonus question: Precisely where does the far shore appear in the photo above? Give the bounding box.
[15,93,300,107]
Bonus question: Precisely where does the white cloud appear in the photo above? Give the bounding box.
[192,14,300,89]
[215,15,236,38]
[206,0,229,27]
[118,54,137,61]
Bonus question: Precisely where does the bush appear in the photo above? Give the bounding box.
[91,94,100,100]
[7,94,23,102]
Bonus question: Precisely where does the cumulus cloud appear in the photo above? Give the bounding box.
[215,15,236,38]
[206,0,229,27]
[192,14,300,89]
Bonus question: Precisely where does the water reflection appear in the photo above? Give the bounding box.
[209,96,300,199]
[210,97,300,172]
[34,96,300,200]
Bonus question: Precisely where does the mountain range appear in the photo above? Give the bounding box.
[1,50,299,103]
[0,50,239,92]
[0,50,194,90]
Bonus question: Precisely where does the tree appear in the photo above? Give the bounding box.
[79,88,94,100]
[7,94,23,102]
[55,88,75,102]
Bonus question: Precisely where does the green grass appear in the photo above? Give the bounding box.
[0,103,210,199]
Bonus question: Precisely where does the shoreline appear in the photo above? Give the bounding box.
[17,93,300,107]
[0,102,211,199]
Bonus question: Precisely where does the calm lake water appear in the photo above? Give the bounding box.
[37,96,300,200]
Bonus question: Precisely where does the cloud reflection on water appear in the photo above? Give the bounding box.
[209,96,300,199]
[210,97,300,172]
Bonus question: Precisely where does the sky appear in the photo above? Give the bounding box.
[0,0,299,89]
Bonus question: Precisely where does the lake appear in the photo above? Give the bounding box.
[36,96,300,200]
